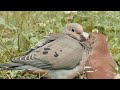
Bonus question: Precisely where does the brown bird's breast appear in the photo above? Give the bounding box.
[85,49,117,79]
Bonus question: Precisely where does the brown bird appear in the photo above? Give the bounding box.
[84,32,117,79]
[0,23,89,79]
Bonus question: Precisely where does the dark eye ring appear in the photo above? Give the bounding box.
[72,28,75,32]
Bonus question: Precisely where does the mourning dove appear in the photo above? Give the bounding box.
[0,23,89,79]
[84,32,117,79]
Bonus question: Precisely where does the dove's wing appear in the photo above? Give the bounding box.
[0,35,85,70]
[25,33,63,55]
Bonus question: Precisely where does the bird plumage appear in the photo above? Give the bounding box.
[0,23,89,79]
[84,32,117,79]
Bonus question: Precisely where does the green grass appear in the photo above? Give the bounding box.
[0,11,120,79]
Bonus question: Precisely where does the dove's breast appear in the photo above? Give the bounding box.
[33,35,85,69]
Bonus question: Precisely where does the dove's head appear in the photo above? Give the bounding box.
[63,23,88,41]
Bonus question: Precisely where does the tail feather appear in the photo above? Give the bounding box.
[0,62,39,70]
[0,62,23,70]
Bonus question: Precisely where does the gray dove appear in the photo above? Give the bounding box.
[0,23,89,79]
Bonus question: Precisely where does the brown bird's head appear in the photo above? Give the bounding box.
[87,32,108,52]
[63,23,88,41]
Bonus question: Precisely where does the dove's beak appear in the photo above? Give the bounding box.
[81,32,89,40]
[79,32,89,42]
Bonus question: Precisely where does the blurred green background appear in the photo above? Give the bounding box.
[0,11,120,79]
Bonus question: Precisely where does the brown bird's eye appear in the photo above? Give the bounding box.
[72,28,75,32]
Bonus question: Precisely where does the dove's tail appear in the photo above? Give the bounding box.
[0,62,38,70]
[0,62,23,70]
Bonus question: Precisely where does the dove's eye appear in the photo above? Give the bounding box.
[72,28,75,32]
